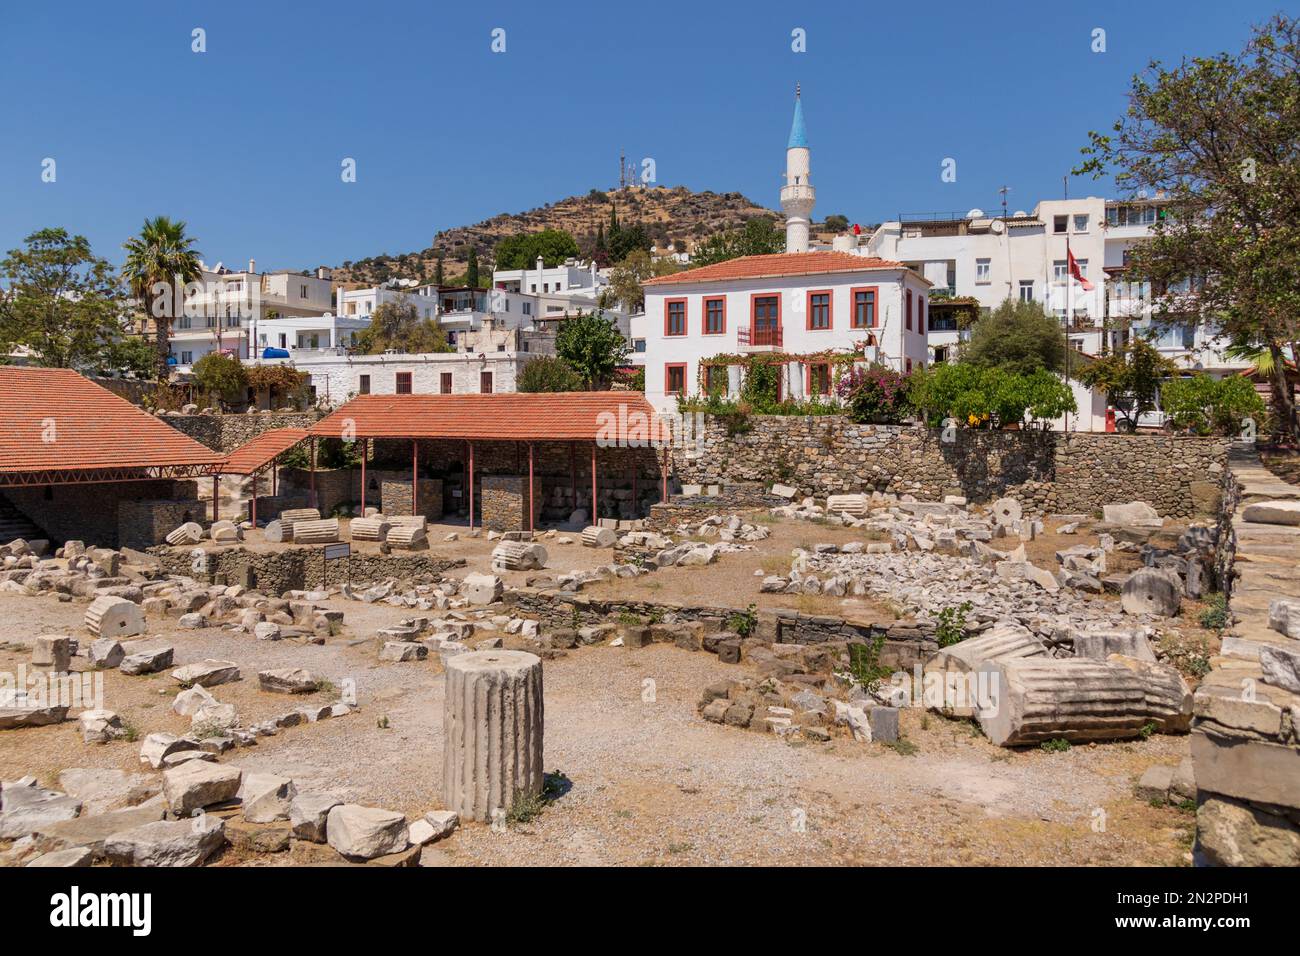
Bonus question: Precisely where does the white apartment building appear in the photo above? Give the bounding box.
[641,89,931,413]
[335,284,439,322]
[167,260,334,368]
[863,198,1247,375]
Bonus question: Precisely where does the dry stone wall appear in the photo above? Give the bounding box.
[162,412,320,452]
[671,416,1229,518]
[150,545,465,593]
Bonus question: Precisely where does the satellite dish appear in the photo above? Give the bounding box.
[966,208,985,218]
[990,220,1005,234]
[1013,210,1027,218]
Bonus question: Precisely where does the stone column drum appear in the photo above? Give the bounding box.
[441,650,544,822]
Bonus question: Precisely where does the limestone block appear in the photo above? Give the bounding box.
[461,573,503,605]
[349,517,391,542]
[1121,568,1182,617]
[581,526,616,548]
[32,635,71,671]
[84,595,145,639]
[386,525,427,550]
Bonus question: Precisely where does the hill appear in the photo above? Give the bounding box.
[328,185,779,286]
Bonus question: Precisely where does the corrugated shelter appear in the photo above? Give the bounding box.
[0,367,221,486]
[306,392,673,531]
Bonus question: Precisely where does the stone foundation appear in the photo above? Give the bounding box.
[150,544,465,593]
[381,478,444,521]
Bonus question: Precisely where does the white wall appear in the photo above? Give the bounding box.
[642,267,930,411]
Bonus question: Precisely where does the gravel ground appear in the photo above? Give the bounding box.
[0,581,1194,866]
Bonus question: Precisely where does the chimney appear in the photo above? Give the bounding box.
[248,258,256,274]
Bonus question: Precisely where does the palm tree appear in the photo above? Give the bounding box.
[122,217,202,378]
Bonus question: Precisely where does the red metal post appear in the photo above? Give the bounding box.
[212,476,219,521]
[412,439,419,518]
[591,442,597,522]
[528,442,535,533]
[360,438,367,514]
[468,440,475,531]
[631,449,638,517]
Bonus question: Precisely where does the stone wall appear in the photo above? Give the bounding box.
[480,476,539,532]
[671,416,1229,517]
[5,480,199,549]
[505,589,936,669]
[162,412,320,452]
[150,545,465,594]
[381,478,444,521]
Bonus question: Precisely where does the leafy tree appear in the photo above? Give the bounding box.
[494,229,580,270]
[1077,337,1178,428]
[908,363,1076,428]
[465,247,479,288]
[960,299,1066,376]
[554,311,628,389]
[97,335,160,378]
[517,355,585,392]
[608,222,649,262]
[1076,14,1300,438]
[121,216,203,377]
[1161,373,1268,435]
[192,352,248,407]
[823,214,850,232]
[0,228,130,369]
[606,250,681,312]
[689,217,784,268]
[353,301,451,354]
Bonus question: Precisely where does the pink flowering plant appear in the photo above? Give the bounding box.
[837,363,911,424]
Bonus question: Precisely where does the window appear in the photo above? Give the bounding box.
[177,316,192,330]
[522,302,531,315]
[300,284,308,298]
[703,364,722,395]
[633,339,646,353]
[395,372,412,394]
[665,363,687,395]
[808,362,831,396]
[975,259,991,284]
[851,287,877,328]
[664,298,687,336]
[1074,214,1089,233]
[933,346,949,364]
[704,296,726,335]
[1019,280,1035,302]
[905,290,913,331]
[905,358,913,373]
[917,296,926,333]
[1053,260,1069,283]
[480,371,493,393]
[358,374,370,395]
[440,372,453,394]
[1053,215,1068,234]
[806,291,832,330]
[1074,258,1088,279]
[180,351,193,364]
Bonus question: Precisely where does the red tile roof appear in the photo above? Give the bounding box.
[0,368,222,478]
[643,251,915,286]
[310,392,671,443]
[219,428,310,475]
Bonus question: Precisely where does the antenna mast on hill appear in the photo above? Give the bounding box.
[619,149,626,190]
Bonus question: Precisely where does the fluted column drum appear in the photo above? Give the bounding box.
[442,650,544,822]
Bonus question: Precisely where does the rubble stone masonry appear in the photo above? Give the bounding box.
[671,417,1230,517]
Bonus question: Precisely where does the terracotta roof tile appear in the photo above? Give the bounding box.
[643,251,914,286]
[310,392,670,443]
[0,368,222,476]
[219,428,310,475]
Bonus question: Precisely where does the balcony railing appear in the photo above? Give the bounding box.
[738,326,783,348]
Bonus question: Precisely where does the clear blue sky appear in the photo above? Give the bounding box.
[0,0,1283,271]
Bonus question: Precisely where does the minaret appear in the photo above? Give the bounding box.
[780,84,815,253]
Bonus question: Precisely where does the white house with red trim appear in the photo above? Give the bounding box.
[641,90,931,412]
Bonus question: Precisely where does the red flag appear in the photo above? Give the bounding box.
[1068,248,1094,291]
[852,223,861,235]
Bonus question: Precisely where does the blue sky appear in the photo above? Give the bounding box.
[0,0,1283,271]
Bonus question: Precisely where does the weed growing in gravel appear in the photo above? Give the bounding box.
[1198,593,1228,631]
[316,679,335,695]
[1040,738,1071,753]
[1138,721,1158,740]
[507,770,571,826]
[376,715,390,729]
[882,737,919,756]
[191,720,227,739]
[119,720,140,743]
[845,636,892,694]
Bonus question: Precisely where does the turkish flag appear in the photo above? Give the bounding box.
[853,223,861,235]
[1068,249,1094,291]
